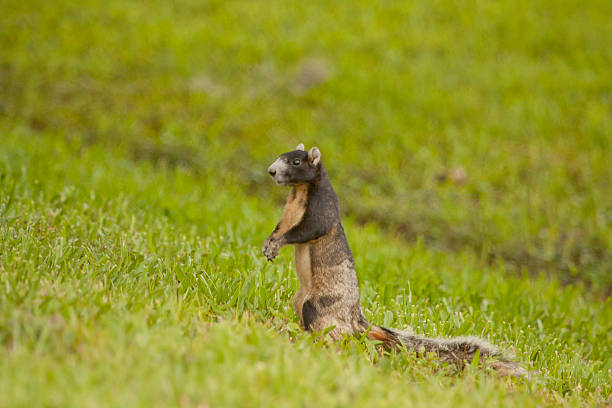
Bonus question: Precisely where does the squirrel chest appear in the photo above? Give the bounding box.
[280,185,313,289]
[277,185,308,235]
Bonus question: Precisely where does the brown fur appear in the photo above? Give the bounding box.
[367,326,394,342]
[293,243,311,320]
[272,185,308,238]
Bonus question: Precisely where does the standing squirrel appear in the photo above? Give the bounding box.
[262,144,526,377]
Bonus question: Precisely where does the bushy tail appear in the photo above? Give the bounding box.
[367,325,527,377]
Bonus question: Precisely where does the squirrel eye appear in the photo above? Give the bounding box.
[292,159,301,165]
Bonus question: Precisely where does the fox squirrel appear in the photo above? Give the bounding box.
[262,144,526,377]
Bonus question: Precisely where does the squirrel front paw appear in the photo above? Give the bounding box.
[262,238,281,261]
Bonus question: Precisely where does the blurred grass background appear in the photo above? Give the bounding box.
[2,0,610,292]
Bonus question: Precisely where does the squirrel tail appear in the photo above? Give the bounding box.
[366,325,527,378]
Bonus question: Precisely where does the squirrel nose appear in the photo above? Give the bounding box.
[268,168,276,176]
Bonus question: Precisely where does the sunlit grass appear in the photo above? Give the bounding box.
[0,132,610,406]
[1,0,611,405]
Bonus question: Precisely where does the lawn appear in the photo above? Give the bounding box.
[1,0,611,406]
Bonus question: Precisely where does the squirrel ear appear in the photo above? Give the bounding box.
[296,143,305,151]
[308,146,321,166]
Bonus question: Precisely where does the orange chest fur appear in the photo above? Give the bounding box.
[276,184,308,235]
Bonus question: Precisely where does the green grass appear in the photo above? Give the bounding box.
[1,130,610,407]
[1,0,611,406]
[2,0,611,291]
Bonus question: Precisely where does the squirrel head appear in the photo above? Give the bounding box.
[267,144,321,186]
